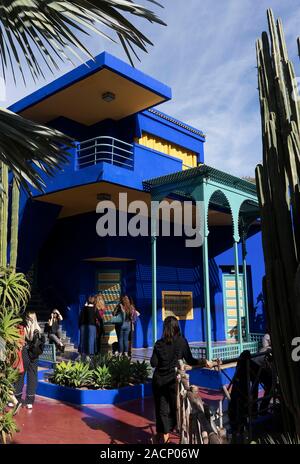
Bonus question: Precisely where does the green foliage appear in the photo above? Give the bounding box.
[255,9,300,434]
[92,353,114,368]
[109,355,133,388]
[0,365,19,406]
[0,308,22,346]
[131,360,152,385]
[50,361,93,388]
[0,267,31,312]
[258,434,300,444]
[0,411,18,444]
[92,366,112,389]
[50,357,151,390]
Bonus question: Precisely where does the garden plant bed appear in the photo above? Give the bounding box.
[37,377,153,405]
[36,356,153,405]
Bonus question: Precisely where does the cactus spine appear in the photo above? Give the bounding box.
[255,9,300,433]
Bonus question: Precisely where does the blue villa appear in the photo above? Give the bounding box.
[10,52,266,360]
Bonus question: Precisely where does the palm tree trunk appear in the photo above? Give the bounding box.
[9,177,20,271]
[0,162,8,267]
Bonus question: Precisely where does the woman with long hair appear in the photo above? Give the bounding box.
[45,309,65,352]
[112,295,138,356]
[150,316,216,444]
[95,294,106,354]
[78,295,102,361]
[14,311,44,410]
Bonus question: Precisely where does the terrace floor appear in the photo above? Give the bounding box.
[10,388,225,445]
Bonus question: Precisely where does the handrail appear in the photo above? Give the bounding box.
[76,135,134,170]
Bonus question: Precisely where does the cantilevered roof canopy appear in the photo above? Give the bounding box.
[9,52,171,126]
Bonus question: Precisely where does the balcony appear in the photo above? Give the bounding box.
[76,136,134,170]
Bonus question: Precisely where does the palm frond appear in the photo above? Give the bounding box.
[0,108,73,191]
[0,0,165,82]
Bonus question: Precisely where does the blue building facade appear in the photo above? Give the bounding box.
[10,52,265,355]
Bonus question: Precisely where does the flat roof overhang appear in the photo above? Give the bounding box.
[34,180,245,227]
[9,52,172,126]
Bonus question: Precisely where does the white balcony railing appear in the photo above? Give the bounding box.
[77,136,134,169]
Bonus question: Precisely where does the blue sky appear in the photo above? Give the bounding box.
[3,0,300,177]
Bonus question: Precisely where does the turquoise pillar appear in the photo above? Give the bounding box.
[151,204,158,347]
[151,234,157,346]
[233,240,243,353]
[193,182,212,360]
[242,232,250,341]
[203,234,212,360]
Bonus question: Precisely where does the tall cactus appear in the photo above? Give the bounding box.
[0,162,8,267]
[0,163,20,270]
[255,9,300,433]
[10,178,20,271]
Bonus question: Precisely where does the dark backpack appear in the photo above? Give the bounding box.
[28,331,45,360]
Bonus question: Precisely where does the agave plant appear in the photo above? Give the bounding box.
[0,309,22,346]
[92,365,112,389]
[0,267,31,312]
[109,355,134,387]
[0,308,22,445]
[131,360,151,384]
[50,361,93,388]
[0,0,165,189]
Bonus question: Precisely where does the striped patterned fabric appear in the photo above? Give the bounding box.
[96,271,122,353]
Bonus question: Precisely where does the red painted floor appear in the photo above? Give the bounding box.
[9,389,224,444]
[10,396,172,444]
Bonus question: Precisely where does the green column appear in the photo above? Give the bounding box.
[203,234,212,360]
[151,233,157,346]
[234,240,243,353]
[241,232,250,341]
[151,201,158,348]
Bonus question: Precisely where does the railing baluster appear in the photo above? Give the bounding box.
[76,135,133,170]
[111,138,114,165]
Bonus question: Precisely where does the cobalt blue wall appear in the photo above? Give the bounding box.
[34,207,264,348]
[36,211,207,347]
[209,225,265,337]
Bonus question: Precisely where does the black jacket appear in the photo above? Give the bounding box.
[150,335,206,386]
[79,305,102,327]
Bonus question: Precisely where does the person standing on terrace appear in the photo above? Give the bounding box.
[150,316,217,444]
[78,296,102,361]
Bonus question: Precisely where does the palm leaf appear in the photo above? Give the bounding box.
[0,1,164,191]
[0,108,73,191]
[0,0,165,82]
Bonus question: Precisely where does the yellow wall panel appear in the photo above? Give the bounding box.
[138,132,197,169]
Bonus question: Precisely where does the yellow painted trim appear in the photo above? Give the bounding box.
[138,132,197,169]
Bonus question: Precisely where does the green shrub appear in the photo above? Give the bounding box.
[92,353,113,368]
[0,270,27,444]
[0,411,18,444]
[0,267,31,312]
[50,357,152,390]
[131,360,151,384]
[50,361,92,388]
[92,366,112,389]
[109,355,133,388]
